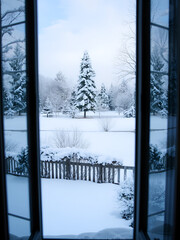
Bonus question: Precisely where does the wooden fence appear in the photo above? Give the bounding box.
[6,157,135,185]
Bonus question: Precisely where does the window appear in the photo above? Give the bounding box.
[0,0,180,240]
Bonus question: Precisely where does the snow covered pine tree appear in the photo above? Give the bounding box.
[76,51,97,118]
[97,84,110,111]
[150,49,168,116]
[9,44,26,115]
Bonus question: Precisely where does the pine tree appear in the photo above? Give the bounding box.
[3,87,14,116]
[43,97,53,117]
[150,50,168,116]
[76,51,97,118]
[97,84,110,111]
[9,44,26,115]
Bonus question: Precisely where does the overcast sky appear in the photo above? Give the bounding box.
[38,0,135,88]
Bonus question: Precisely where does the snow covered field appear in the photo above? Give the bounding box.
[4,112,168,238]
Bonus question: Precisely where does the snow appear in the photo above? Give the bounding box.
[41,178,133,238]
[3,113,168,167]
[4,112,168,238]
[6,174,133,239]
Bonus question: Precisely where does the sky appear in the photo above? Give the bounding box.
[38,0,135,88]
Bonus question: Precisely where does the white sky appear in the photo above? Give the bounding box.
[38,0,135,88]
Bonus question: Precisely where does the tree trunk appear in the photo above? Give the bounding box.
[84,110,86,118]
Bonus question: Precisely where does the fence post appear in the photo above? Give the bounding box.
[85,165,87,181]
[124,167,127,181]
[66,158,71,180]
[63,161,65,179]
[118,167,120,184]
[98,164,102,183]
[55,161,58,179]
[73,163,75,180]
[89,165,91,181]
[51,161,54,179]
[112,166,115,184]
[77,163,79,180]
[93,165,95,182]
[59,162,61,179]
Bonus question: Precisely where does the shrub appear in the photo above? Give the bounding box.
[53,129,89,149]
[98,118,113,132]
[118,180,134,227]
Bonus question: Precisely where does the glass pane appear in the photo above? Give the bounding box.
[147,1,178,239]
[1,0,25,27]
[1,3,31,239]
[8,216,30,240]
[151,0,169,27]
[151,26,169,74]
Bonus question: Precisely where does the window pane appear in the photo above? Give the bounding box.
[1,3,31,239]
[147,1,177,239]
[1,0,25,27]
[8,215,30,240]
[150,26,169,73]
[151,0,169,27]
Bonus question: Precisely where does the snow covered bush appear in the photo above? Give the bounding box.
[118,179,134,227]
[53,129,89,149]
[99,118,113,132]
[123,105,135,118]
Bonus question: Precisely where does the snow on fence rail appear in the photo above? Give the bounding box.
[6,157,135,184]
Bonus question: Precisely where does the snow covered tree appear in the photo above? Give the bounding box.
[115,80,134,114]
[43,97,53,117]
[9,44,26,115]
[63,90,79,118]
[150,49,168,116]
[97,84,110,111]
[76,51,97,118]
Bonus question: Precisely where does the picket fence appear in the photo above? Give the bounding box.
[6,157,135,185]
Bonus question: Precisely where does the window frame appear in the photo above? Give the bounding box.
[135,0,180,239]
[0,0,42,239]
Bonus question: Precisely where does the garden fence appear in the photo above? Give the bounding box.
[6,157,135,185]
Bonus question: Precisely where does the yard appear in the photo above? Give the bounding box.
[4,111,167,238]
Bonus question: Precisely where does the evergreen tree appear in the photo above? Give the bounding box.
[9,44,26,115]
[43,97,53,117]
[97,84,110,111]
[150,49,168,116]
[63,90,78,118]
[3,87,14,116]
[76,51,97,118]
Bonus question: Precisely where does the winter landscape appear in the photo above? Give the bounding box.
[2,0,169,239]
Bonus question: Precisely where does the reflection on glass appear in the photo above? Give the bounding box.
[148,1,169,239]
[1,0,25,27]
[150,26,168,73]
[1,1,30,239]
[151,0,169,27]
[8,215,30,240]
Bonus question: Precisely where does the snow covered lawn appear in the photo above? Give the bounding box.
[41,178,133,239]
[6,174,133,239]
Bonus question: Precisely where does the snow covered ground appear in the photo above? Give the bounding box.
[4,111,167,166]
[4,112,168,238]
[41,178,133,239]
[6,174,133,239]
